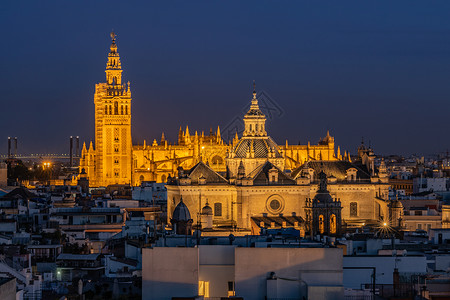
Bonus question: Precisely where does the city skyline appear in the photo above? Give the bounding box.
[2,1,450,156]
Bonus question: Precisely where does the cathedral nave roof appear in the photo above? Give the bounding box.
[247,161,296,185]
[186,161,228,184]
[291,160,371,182]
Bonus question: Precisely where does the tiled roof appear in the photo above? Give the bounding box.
[251,215,305,228]
[187,161,228,184]
[292,160,371,181]
[249,161,296,185]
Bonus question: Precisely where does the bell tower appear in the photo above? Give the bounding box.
[93,32,132,186]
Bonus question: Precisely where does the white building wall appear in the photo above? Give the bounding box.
[234,248,344,300]
[343,256,427,289]
[142,248,198,300]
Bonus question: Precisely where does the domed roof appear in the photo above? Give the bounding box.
[172,199,191,221]
[232,137,282,159]
[313,191,334,203]
[201,203,213,215]
[246,107,265,116]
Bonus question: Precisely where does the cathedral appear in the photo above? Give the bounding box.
[80,34,396,233]
[80,33,344,187]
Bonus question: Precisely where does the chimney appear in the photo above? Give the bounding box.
[7,137,11,158]
[76,136,80,157]
[393,268,400,296]
[69,136,73,167]
[14,137,17,157]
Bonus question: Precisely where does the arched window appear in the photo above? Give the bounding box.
[330,214,337,234]
[211,155,223,165]
[319,215,324,234]
[109,105,112,115]
[139,175,144,184]
[255,124,258,132]
[114,102,118,115]
[214,203,222,217]
[350,202,358,217]
[125,105,128,115]
[161,175,167,183]
[121,105,124,115]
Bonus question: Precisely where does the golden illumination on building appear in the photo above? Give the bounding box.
[80,32,132,186]
[80,33,348,187]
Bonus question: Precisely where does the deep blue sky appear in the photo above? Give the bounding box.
[1,1,450,156]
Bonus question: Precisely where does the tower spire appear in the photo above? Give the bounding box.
[242,81,266,137]
[106,31,122,85]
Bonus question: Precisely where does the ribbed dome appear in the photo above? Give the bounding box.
[172,200,191,221]
[246,107,264,116]
[232,137,282,159]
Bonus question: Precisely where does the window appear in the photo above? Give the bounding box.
[270,199,281,211]
[350,202,358,217]
[114,146,119,153]
[228,281,235,297]
[330,214,337,234]
[109,105,112,115]
[114,102,118,114]
[121,105,124,115]
[198,281,210,297]
[214,202,222,217]
[105,105,108,114]
[125,105,128,115]
[319,215,324,234]
[418,224,422,230]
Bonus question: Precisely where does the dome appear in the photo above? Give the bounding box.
[313,191,334,203]
[232,137,282,158]
[201,203,213,215]
[172,199,191,221]
[246,107,264,116]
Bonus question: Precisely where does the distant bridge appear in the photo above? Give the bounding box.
[0,154,80,160]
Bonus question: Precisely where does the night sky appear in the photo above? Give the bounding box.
[2,1,450,156]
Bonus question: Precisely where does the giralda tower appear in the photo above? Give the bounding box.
[93,32,132,186]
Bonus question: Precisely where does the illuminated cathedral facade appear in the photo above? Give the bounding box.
[80,34,346,188]
[80,34,397,232]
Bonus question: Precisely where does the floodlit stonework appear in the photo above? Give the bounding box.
[80,34,346,187]
[80,34,393,231]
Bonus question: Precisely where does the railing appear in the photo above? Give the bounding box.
[362,283,415,298]
[344,296,373,300]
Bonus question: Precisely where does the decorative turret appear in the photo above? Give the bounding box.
[243,82,267,137]
[216,126,221,144]
[201,202,213,229]
[81,142,87,157]
[378,159,388,183]
[237,161,245,179]
[185,126,191,145]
